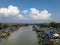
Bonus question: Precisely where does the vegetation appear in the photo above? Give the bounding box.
[33,22,60,45]
[0,22,60,43]
[36,22,60,28]
[0,23,28,41]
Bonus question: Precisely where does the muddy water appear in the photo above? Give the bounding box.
[0,26,38,45]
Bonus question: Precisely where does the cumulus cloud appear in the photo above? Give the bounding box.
[29,8,51,20]
[21,8,51,20]
[0,5,25,20]
[22,10,29,14]
[0,5,52,23]
[0,5,20,16]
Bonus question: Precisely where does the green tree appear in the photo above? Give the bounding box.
[49,22,57,28]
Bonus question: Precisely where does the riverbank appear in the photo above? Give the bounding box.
[0,26,38,45]
[32,25,60,45]
[0,24,29,42]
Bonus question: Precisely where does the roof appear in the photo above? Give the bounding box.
[0,30,4,32]
[53,33,60,37]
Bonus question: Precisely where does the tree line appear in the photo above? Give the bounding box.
[36,22,60,28]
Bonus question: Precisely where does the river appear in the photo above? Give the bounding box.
[0,26,38,45]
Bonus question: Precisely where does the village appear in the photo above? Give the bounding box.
[0,22,60,45]
[0,23,29,41]
[33,22,60,45]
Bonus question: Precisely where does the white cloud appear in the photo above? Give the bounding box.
[29,8,51,20]
[0,5,20,17]
[22,8,51,20]
[22,10,29,14]
[0,5,25,20]
[0,5,52,23]
[30,8,39,15]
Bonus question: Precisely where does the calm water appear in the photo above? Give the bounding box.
[0,26,38,45]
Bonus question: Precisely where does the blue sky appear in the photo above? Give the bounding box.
[0,0,60,23]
